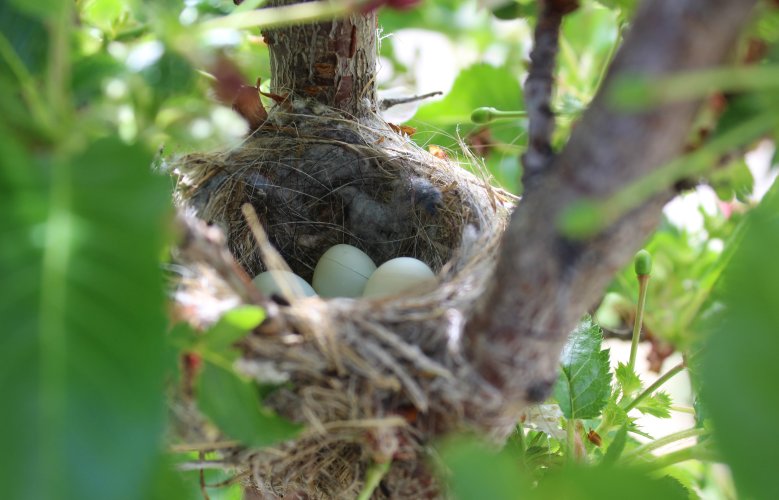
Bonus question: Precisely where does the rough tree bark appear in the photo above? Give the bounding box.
[465,0,757,423]
[263,0,378,118]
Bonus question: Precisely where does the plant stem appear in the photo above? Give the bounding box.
[628,274,649,371]
[200,0,367,31]
[47,0,73,130]
[566,418,576,462]
[624,361,685,412]
[623,427,708,462]
[0,32,52,133]
[639,445,719,472]
[356,460,391,500]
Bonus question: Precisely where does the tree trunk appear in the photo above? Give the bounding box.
[263,0,378,117]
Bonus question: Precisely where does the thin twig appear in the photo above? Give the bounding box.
[379,91,443,110]
[199,451,211,500]
[623,360,686,412]
[521,0,579,186]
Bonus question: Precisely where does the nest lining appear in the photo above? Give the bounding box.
[171,100,516,498]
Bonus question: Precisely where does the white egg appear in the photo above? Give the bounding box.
[252,270,316,299]
[362,257,436,298]
[312,244,377,298]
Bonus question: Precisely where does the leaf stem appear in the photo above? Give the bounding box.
[566,418,576,462]
[628,274,649,371]
[47,0,73,129]
[0,32,52,133]
[623,361,686,412]
[623,427,708,462]
[639,444,719,472]
[356,460,392,500]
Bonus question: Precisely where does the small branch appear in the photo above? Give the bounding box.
[464,0,757,425]
[623,361,685,412]
[623,427,708,462]
[379,91,442,110]
[628,274,650,371]
[174,212,266,306]
[639,444,720,471]
[521,0,579,186]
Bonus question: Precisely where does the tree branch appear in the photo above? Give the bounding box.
[521,0,579,187]
[464,0,756,419]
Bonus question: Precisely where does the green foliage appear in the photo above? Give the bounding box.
[536,465,687,500]
[412,63,524,139]
[702,181,779,499]
[615,362,641,397]
[635,391,672,419]
[3,0,779,498]
[197,362,302,447]
[0,135,174,500]
[439,437,530,500]
[554,317,612,420]
[600,424,628,466]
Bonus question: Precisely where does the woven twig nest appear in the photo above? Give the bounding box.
[171,100,515,498]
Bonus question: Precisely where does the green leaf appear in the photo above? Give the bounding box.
[601,424,628,466]
[636,391,672,419]
[554,317,612,420]
[437,436,530,500]
[197,362,301,447]
[615,362,642,397]
[411,63,524,149]
[0,135,175,500]
[536,465,687,500]
[702,178,779,500]
[202,305,265,355]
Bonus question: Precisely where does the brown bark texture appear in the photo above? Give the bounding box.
[465,0,757,421]
[263,0,378,117]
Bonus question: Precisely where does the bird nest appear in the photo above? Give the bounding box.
[170,100,516,498]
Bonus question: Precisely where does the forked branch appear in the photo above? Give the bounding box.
[465,0,757,419]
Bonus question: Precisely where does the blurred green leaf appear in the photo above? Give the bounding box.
[0,3,49,74]
[554,317,612,420]
[708,158,754,203]
[490,0,536,20]
[202,305,265,355]
[197,362,301,447]
[0,135,173,500]
[601,424,628,466]
[702,178,779,500]
[438,436,530,500]
[81,0,127,33]
[536,465,687,500]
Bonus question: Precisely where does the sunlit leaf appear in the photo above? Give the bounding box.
[554,317,612,420]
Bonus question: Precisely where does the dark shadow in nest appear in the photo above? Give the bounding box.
[178,109,467,282]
